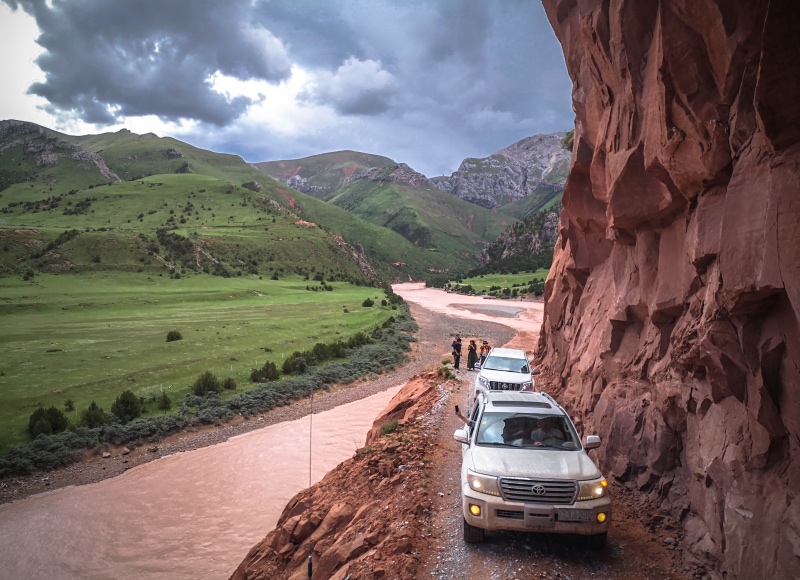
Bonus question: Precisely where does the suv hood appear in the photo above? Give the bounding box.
[468,446,601,480]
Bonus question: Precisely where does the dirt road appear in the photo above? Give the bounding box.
[390,286,686,579]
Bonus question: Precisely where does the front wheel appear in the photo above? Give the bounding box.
[463,518,485,543]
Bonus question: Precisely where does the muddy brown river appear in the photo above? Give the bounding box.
[0,387,400,579]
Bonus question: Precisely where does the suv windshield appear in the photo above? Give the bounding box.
[476,412,580,450]
[482,356,529,373]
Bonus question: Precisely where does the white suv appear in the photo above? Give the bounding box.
[475,347,537,393]
[454,389,611,547]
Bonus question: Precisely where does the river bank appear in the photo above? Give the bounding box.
[0,297,517,506]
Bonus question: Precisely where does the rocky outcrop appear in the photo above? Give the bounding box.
[477,204,561,272]
[0,120,122,183]
[432,133,571,209]
[230,373,443,580]
[353,163,432,189]
[537,1,800,578]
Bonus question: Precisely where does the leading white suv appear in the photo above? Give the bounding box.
[475,347,536,393]
[454,389,611,547]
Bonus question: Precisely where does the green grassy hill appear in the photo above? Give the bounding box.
[254,150,395,199]
[0,120,469,280]
[328,166,514,260]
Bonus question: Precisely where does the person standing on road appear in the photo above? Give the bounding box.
[479,340,491,367]
[466,339,478,370]
[451,336,463,370]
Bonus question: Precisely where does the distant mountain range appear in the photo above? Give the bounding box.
[0,120,569,281]
[257,133,570,217]
[256,152,515,262]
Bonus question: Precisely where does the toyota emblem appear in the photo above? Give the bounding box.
[531,484,546,495]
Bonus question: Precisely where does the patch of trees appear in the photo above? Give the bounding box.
[63,198,95,215]
[28,406,70,437]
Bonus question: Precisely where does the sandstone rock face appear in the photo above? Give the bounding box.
[432,133,570,209]
[538,1,800,577]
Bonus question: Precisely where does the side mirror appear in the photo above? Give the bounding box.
[585,435,601,449]
[531,367,540,376]
[454,429,469,445]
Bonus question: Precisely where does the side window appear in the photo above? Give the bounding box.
[468,403,481,437]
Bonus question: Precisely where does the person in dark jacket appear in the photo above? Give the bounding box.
[451,336,462,369]
[466,339,478,370]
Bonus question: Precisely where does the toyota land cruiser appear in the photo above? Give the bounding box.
[454,388,611,547]
[475,347,537,393]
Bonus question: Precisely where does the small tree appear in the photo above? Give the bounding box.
[79,401,111,428]
[250,361,279,382]
[64,399,75,412]
[157,391,172,410]
[362,298,374,307]
[28,406,70,437]
[111,389,142,423]
[192,370,222,396]
[166,330,183,342]
[223,377,237,390]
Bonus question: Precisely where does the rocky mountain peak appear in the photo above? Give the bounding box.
[431,132,571,209]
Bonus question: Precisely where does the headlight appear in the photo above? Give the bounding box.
[466,470,501,496]
[577,477,608,501]
[477,376,490,388]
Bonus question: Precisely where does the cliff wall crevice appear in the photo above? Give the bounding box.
[538,1,800,577]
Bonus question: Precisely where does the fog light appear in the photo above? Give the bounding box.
[596,512,607,523]
[469,504,481,517]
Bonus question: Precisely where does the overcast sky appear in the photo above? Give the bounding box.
[0,0,573,177]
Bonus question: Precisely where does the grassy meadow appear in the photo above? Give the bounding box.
[451,269,550,294]
[0,272,392,450]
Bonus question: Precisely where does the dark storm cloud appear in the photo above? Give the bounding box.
[4,0,292,125]
[3,0,574,176]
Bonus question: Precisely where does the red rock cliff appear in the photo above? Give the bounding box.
[538,1,800,577]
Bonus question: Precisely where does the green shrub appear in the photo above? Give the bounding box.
[157,391,172,410]
[166,330,183,342]
[251,361,279,382]
[380,419,399,435]
[223,377,237,390]
[192,371,222,396]
[111,390,142,423]
[28,406,70,437]
[79,401,111,428]
[64,399,75,412]
[362,298,374,307]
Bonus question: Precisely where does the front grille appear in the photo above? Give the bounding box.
[488,381,522,391]
[499,478,577,504]
[496,509,524,520]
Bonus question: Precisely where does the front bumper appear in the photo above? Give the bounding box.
[462,483,611,535]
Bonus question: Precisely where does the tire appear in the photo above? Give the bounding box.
[588,531,607,550]
[463,518,485,543]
